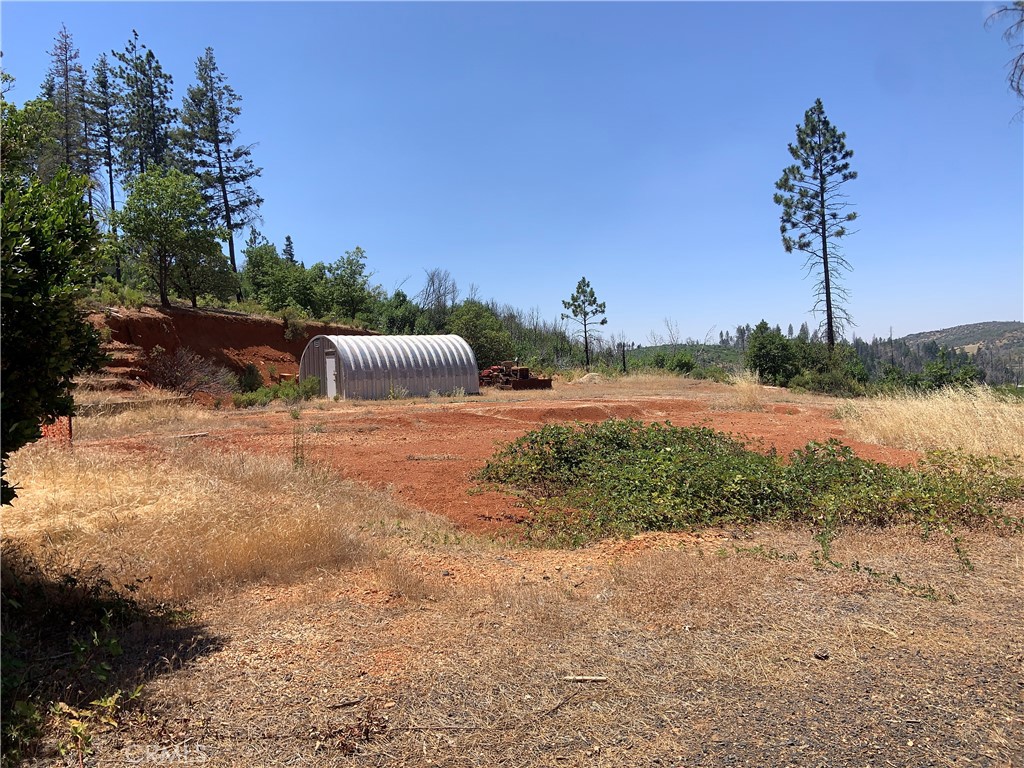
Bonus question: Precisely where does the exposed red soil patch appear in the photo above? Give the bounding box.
[208,395,920,536]
[88,305,373,382]
[78,308,921,536]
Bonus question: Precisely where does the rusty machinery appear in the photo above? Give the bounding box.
[478,361,553,390]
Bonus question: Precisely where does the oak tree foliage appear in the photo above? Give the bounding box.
[112,167,230,307]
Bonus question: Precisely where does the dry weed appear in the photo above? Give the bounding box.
[375,557,447,602]
[73,403,243,441]
[2,443,456,602]
[727,369,766,411]
[838,386,1024,459]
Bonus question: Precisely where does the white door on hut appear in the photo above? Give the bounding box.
[324,352,338,399]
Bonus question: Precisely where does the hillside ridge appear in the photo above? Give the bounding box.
[896,321,1023,352]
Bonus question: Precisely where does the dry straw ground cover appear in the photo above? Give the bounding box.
[2,379,1022,766]
[838,385,1024,459]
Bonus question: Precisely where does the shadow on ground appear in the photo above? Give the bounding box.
[0,541,224,765]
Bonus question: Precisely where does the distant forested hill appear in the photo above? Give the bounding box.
[854,321,1024,386]
[897,322,1024,354]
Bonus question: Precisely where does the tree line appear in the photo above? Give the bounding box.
[4,25,261,306]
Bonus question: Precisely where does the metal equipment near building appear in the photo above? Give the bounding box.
[299,334,480,400]
[478,361,553,390]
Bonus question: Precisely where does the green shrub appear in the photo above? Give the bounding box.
[788,369,865,397]
[89,276,149,310]
[299,376,320,400]
[280,306,309,341]
[668,351,696,374]
[238,363,264,393]
[231,376,321,409]
[690,365,731,383]
[477,419,1023,546]
[232,388,275,408]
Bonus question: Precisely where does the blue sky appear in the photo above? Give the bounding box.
[3,1,1022,344]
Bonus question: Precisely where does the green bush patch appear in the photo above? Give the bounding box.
[477,419,1024,546]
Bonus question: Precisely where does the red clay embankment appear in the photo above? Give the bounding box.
[90,305,374,380]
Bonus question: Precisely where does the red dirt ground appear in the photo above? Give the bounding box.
[85,307,920,536]
[212,393,920,536]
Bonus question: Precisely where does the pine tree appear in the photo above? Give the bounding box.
[561,276,607,370]
[44,24,88,174]
[774,99,857,353]
[111,31,176,178]
[86,54,120,243]
[178,48,263,294]
[283,235,296,263]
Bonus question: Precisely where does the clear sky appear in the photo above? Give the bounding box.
[3,1,1022,345]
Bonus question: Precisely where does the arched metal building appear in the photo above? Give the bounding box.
[298,334,480,400]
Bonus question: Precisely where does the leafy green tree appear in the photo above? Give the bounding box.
[1,169,102,504]
[1,74,62,181]
[240,229,279,301]
[111,31,176,177]
[376,289,422,334]
[668,351,696,374]
[746,321,798,386]
[171,238,237,308]
[447,300,514,369]
[178,48,263,290]
[112,167,227,306]
[326,247,373,321]
[924,350,986,389]
[561,276,607,370]
[774,99,857,352]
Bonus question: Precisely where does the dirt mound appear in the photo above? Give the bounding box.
[90,305,374,384]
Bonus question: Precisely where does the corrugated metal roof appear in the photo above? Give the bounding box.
[299,334,480,400]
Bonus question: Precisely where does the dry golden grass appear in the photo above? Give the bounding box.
[838,385,1024,459]
[727,369,766,411]
[2,442,458,603]
[72,402,250,441]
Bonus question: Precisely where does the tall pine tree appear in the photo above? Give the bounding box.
[86,54,119,230]
[560,277,608,370]
[44,24,88,174]
[773,99,857,353]
[111,30,176,178]
[178,47,263,293]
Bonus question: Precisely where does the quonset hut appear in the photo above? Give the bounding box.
[298,334,480,400]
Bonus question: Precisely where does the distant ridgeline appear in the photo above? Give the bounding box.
[627,321,1023,387]
[852,321,1024,387]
